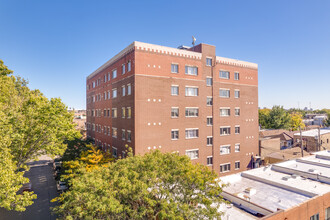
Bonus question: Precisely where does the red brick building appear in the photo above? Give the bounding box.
[86,41,259,176]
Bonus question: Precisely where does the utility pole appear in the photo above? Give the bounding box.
[299,126,304,157]
[318,127,321,151]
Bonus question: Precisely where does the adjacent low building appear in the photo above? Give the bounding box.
[293,128,330,152]
[220,150,330,220]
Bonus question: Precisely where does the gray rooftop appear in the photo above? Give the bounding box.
[219,150,330,219]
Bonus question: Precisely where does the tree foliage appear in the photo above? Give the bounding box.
[53,150,225,220]
[259,106,291,129]
[0,59,79,211]
[290,112,305,131]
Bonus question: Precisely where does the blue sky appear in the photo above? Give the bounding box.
[1,0,329,110]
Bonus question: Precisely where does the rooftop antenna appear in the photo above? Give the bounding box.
[192,36,196,47]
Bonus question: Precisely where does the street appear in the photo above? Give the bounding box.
[0,156,58,220]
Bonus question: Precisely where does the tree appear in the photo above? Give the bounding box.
[259,108,271,128]
[53,150,226,220]
[0,59,79,211]
[264,106,291,129]
[290,113,305,131]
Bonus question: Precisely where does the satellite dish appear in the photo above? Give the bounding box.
[192,36,196,46]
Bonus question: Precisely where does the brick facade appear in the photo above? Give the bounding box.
[86,41,259,176]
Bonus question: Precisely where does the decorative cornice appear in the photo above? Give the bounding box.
[216,56,258,69]
[87,41,258,80]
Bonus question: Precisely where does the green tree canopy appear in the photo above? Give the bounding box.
[259,106,292,129]
[53,150,226,220]
[0,59,80,211]
[290,112,305,131]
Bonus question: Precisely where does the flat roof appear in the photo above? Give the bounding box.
[293,128,330,137]
[219,150,330,219]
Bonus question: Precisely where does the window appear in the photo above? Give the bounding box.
[185,66,198,76]
[207,97,213,106]
[206,58,212,66]
[220,71,230,79]
[310,213,319,220]
[127,61,131,72]
[171,107,179,118]
[127,84,132,95]
[112,128,117,138]
[122,129,126,140]
[127,130,131,142]
[113,89,117,98]
[104,92,107,100]
[122,64,125,74]
[220,89,230,98]
[104,126,107,135]
[235,126,240,134]
[92,81,95,88]
[107,109,110,117]
[108,91,111,100]
[108,127,110,136]
[207,117,213,126]
[235,144,240,152]
[92,123,95,131]
[108,72,111,81]
[127,107,131,118]
[207,137,213,146]
[104,109,106,117]
[220,145,231,155]
[185,129,199,139]
[235,90,240,98]
[185,87,198,96]
[122,107,125,118]
[206,77,212,86]
[220,127,231,136]
[171,85,179,96]
[234,72,239,80]
[112,69,117,79]
[235,161,240,170]
[325,207,330,220]
[235,108,240,116]
[220,108,230,117]
[220,163,231,173]
[185,108,199,117]
[207,156,213,166]
[121,86,125,96]
[104,74,107,83]
[171,130,179,140]
[112,108,117,118]
[171,64,178,73]
[112,147,117,158]
[186,149,199,160]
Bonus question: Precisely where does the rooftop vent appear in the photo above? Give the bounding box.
[177,45,191,50]
[244,187,256,196]
[282,176,291,181]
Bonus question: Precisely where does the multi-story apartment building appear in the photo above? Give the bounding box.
[86,41,258,175]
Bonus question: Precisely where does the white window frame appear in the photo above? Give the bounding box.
[220,145,231,155]
[122,107,125,118]
[235,143,240,152]
[127,107,131,119]
[207,96,213,106]
[112,147,118,158]
[171,107,179,118]
[235,89,240,98]
[171,129,179,140]
[112,69,117,79]
[185,65,198,76]
[207,136,213,146]
[235,161,240,170]
[171,85,179,96]
[220,108,230,117]
[220,88,230,98]
[219,70,230,79]
[122,85,126,96]
[206,77,212,86]
[122,64,125,74]
[207,156,213,166]
[171,63,178,73]
[235,125,240,134]
[220,126,231,136]
[234,72,239,80]
[185,86,198,97]
[112,108,117,118]
[186,149,199,160]
[185,107,199,117]
[207,116,213,126]
[127,84,132,95]
[220,163,231,173]
[206,57,212,66]
[112,88,117,98]
[122,129,126,140]
[112,127,117,138]
[235,108,240,116]
[127,130,131,142]
[185,128,199,139]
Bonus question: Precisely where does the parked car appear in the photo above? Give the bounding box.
[21,182,32,193]
[56,181,68,192]
[53,161,62,171]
